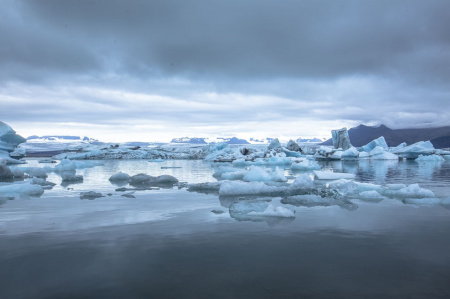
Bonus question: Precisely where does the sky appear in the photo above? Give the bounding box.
[1,0,450,142]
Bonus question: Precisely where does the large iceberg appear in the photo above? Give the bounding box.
[393,141,436,159]
[0,121,26,164]
[331,128,352,150]
[359,136,389,152]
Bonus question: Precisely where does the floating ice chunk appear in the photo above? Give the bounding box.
[25,167,50,178]
[219,181,287,196]
[313,171,355,180]
[394,141,435,159]
[230,200,269,214]
[80,191,103,200]
[54,159,103,172]
[213,166,238,177]
[267,138,282,150]
[221,170,246,180]
[342,147,359,159]
[415,155,445,162]
[443,155,450,161]
[291,159,321,170]
[60,172,83,182]
[392,184,435,198]
[0,121,26,162]
[271,167,288,182]
[248,204,295,218]
[187,182,222,193]
[359,151,369,159]
[360,137,388,152]
[0,181,44,197]
[292,173,314,188]
[286,140,302,152]
[243,166,272,182]
[54,159,77,172]
[369,147,399,160]
[331,128,352,150]
[327,179,358,194]
[359,190,384,201]
[31,177,56,189]
[130,173,178,185]
[329,150,344,160]
[388,142,407,153]
[355,182,384,193]
[10,167,24,178]
[109,172,131,181]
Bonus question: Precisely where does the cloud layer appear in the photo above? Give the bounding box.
[1,0,449,141]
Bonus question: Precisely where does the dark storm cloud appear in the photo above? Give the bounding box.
[2,0,450,82]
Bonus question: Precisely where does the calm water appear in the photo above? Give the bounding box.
[1,159,450,299]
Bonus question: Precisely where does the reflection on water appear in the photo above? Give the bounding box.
[1,159,450,298]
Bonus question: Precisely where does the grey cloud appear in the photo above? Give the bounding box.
[2,0,450,82]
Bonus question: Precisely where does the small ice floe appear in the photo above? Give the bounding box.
[219,181,288,197]
[80,191,103,200]
[130,173,179,186]
[385,184,435,198]
[313,170,355,180]
[31,177,56,190]
[121,192,135,198]
[291,159,321,170]
[358,190,385,202]
[211,209,225,214]
[415,154,445,163]
[0,181,44,197]
[109,172,131,182]
[60,172,83,182]
[403,197,450,206]
[230,199,295,218]
[187,182,222,194]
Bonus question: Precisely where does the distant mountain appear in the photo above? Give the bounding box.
[26,135,99,143]
[296,137,326,143]
[321,124,450,148]
[225,137,250,144]
[170,137,207,144]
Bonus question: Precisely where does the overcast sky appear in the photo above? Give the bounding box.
[1,0,449,142]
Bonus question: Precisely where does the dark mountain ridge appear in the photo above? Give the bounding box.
[321,124,450,148]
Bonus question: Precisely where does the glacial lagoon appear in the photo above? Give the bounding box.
[1,158,450,298]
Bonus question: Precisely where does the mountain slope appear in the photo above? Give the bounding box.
[321,124,450,148]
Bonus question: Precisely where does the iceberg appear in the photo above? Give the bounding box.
[331,128,352,150]
[369,147,399,160]
[267,138,282,150]
[291,173,314,188]
[286,140,302,152]
[359,136,388,152]
[394,141,435,159]
[0,121,26,164]
[415,155,445,162]
[341,147,359,159]
[248,204,295,218]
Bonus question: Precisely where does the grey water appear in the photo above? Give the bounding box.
[1,159,450,299]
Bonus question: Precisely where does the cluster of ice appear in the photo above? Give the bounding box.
[0,121,26,164]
